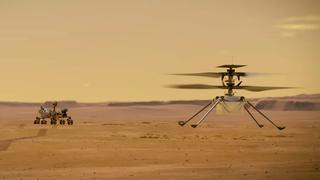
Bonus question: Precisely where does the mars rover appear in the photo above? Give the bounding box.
[34,101,74,125]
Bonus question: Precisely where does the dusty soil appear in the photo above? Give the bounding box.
[0,105,319,179]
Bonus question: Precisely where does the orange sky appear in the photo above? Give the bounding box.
[0,0,319,102]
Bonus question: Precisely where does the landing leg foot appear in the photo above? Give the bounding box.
[178,121,186,126]
[190,124,198,128]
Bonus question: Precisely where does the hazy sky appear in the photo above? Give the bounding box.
[0,0,319,102]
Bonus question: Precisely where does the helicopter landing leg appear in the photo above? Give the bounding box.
[178,101,213,126]
[243,104,264,128]
[246,101,285,130]
[190,98,222,128]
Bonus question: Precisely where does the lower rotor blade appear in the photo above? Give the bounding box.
[167,84,225,89]
[238,86,295,92]
[170,72,223,78]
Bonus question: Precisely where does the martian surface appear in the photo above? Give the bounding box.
[0,95,319,179]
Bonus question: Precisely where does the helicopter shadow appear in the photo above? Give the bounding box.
[0,129,48,152]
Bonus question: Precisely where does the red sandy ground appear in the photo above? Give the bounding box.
[0,105,319,179]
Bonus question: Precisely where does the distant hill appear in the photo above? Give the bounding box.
[108,100,210,107]
[0,94,319,111]
[254,94,320,111]
[109,94,320,111]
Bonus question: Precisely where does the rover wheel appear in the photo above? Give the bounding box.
[51,119,57,125]
[67,119,73,125]
[41,120,47,124]
[34,119,40,124]
[60,119,66,125]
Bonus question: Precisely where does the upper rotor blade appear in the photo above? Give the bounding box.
[237,86,295,92]
[170,72,274,78]
[168,84,225,89]
[170,72,223,78]
[217,64,247,68]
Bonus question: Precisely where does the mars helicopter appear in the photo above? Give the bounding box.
[34,101,74,125]
[169,64,293,130]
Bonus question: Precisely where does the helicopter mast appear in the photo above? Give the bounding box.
[225,67,235,96]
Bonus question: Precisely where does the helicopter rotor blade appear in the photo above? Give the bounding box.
[234,72,278,77]
[236,86,295,92]
[217,64,247,68]
[167,84,226,89]
[169,72,275,78]
[168,84,295,91]
[169,72,224,78]
[243,72,278,76]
